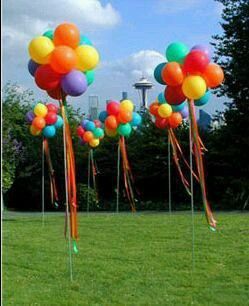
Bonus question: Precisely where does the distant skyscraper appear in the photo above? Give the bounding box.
[198,109,212,130]
[121,91,128,101]
[133,77,153,110]
[88,95,99,120]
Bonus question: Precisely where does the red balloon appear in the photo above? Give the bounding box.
[77,126,85,137]
[107,101,120,116]
[35,65,61,90]
[46,103,59,113]
[155,117,169,129]
[183,50,209,74]
[165,86,186,105]
[149,102,159,116]
[45,112,57,125]
[47,85,66,100]
[168,113,183,129]
[94,119,102,128]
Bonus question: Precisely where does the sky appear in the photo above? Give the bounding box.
[2,0,225,115]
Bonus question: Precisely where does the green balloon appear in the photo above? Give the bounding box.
[43,30,54,40]
[85,70,95,86]
[166,42,189,64]
[93,127,104,138]
[118,123,132,137]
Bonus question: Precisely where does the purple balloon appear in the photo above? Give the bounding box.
[81,119,90,129]
[25,110,35,123]
[28,59,40,77]
[61,70,87,97]
[180,106,189,119]
[79,138,86,146]
[191,45,211,61]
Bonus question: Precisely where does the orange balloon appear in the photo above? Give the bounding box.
[203,63,224,88]
[168,112,183,129]
[32,116,46,129]
[105,115,118,130]
[50,46,77,74]
[117,109,132,123]
[149,102,159,116]
[53,23,80,48]
[161,62,184,86]
[83,131,94,142]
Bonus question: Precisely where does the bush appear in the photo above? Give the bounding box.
[77,183,98,211]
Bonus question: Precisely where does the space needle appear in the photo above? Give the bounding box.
[133,76,153,111]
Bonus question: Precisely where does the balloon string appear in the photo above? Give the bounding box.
[90,149,99,204]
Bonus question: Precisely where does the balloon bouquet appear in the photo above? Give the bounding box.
[27,22,100,267]
[77,118,105,211]
[25,102,63,217]
[153,42,224,230]
[99,99,142,212]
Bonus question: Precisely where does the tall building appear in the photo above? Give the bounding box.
[198,109,212,130]
[133,77,153,110]
[88,95,99,120]
[121,91,128,101]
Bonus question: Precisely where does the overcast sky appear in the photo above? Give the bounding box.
[3,0,226,115]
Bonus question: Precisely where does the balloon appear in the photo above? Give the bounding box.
[172,102,186,112]
[203,63,224,88]
[34,103,48,117]
[28,59,40,77]
[117,123,132,137]
[85,121,96,131]
[94,119,102,128]
[105,115,118,130]
[117,109,132,124]
[166,42,189,64]
[47,85,66,100]
[158,104,172,118]
[75,45,99,71]
[162,62,184,86]
[43,125,56,138]
[77,126,85,137]
[81,119,90,129]
[61,70,87,96]
[30,125,42,136]
[54,115,64,129]
[99,111,108,123]
[85,70,95,86]
[45,112,57,125]
[168,113,183,129]
[32,116,46,129]
[183,50,209,74]
[130,112,142,127]
[83,131,94,142]
[158,92,167,104]
[53,23,80,48]
[43,30,54,40]
[105,127,117,137]
[50,46,77,74]
[191,45,211,61]
[89,138,100,148]
[182,76,207,100]
[154,62,166,85]
[107,101,120,116]
[120,100,134,112]
[28,36,54,64]
[46,103,59,113]
[25,111,35,123]
[155,117,169,129]
[149,102,159,116]
[93,127,104,138]
[180,105,189,119]
[165,86,186,105]
[79,138,86,146]
[35,65,61,90]
[79,35,93,46]
[195,90,211,106]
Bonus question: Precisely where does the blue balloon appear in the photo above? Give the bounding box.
[54,115,63,129]
[131,112,142,127]
[81,119,90,129]
[172,102,187,112]
[158,92,166,104]
[79,35,93,46]
[43,125,56,138]
[28,59,40,77]
[180,105,189,119]
[154,62,166,85]
[99,111,108,123]
[85,121,96,131]
[195,91,211,107]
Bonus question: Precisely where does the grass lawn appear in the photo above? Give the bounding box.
[2,211,249,305]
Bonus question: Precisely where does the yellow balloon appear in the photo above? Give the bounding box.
[89,138,100,148]
[30,125,41,136]
[120,99,134,112]
[158,103,172,118]
[75,45,99,71]
[28,36,54,64]
[34,103,48,117]
[182,76,207,100]
[105,127,117,137]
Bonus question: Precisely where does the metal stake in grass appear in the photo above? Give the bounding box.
[87,149,91,214]
[116,141,121,213]
[42,137,45,226]
[168,131,172,215]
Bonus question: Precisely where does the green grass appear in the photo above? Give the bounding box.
[2,211,249,305]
